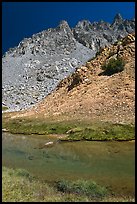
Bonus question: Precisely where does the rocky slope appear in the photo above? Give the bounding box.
[2,14,135,111]
[2,21,95,111]
[12,33,135,124]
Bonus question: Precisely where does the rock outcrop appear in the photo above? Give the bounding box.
[73,13,135,52]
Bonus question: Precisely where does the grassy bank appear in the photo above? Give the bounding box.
[2,167,134,202]
[2,115,135,141]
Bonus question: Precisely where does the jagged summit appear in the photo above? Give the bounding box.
[111,13,123,29]
[2,15,135,111]
[58,20,70,29]
[113,13,123,22]
[56,20,73,37]
[75,20,92,29]
[73,14,135,52]
[2,19,95,111]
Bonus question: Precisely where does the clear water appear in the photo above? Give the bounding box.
[2,132,135,196]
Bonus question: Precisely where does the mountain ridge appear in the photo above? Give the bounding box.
[2,14,135,111]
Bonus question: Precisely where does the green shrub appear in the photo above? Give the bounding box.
[56,179,107,198]
[101,57,125,76]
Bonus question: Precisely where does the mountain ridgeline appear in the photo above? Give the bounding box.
[2,14,135,111]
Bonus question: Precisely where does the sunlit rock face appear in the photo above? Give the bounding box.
[2,14,135,111]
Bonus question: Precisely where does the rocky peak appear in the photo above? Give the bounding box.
[57,20,72,33]
[112,13,123,24]
[94,20,110,31]
[111,13,124,30]
[76,20,91,28]
[2,19,95,111]
[73,14,135,52]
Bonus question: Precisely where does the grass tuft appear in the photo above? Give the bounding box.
[56,179,107,199]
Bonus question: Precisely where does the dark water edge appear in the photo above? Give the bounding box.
[2,132,135,197]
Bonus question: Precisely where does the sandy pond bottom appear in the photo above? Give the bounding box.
[2,132,135,197]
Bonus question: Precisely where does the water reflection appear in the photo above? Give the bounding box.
[2,132,135,196]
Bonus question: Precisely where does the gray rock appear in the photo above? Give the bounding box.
[2,28,94,110]
[73,13,135,53]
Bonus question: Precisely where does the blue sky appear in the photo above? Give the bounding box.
[2,2,135,54]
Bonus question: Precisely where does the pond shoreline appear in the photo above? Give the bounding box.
[2,113,135,142]
[2,166,135,202]
[2,132,135,200]
[2,129,135,143]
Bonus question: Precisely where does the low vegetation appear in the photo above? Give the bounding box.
[2,115,135,141]
[55,179,107,199]
[67,122,134,141]
[2,167,62,202]
[101,57,125,76]
[2,167,134,202]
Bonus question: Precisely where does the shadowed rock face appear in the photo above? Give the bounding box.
[2,14,135,111]
[73,14,135,52]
